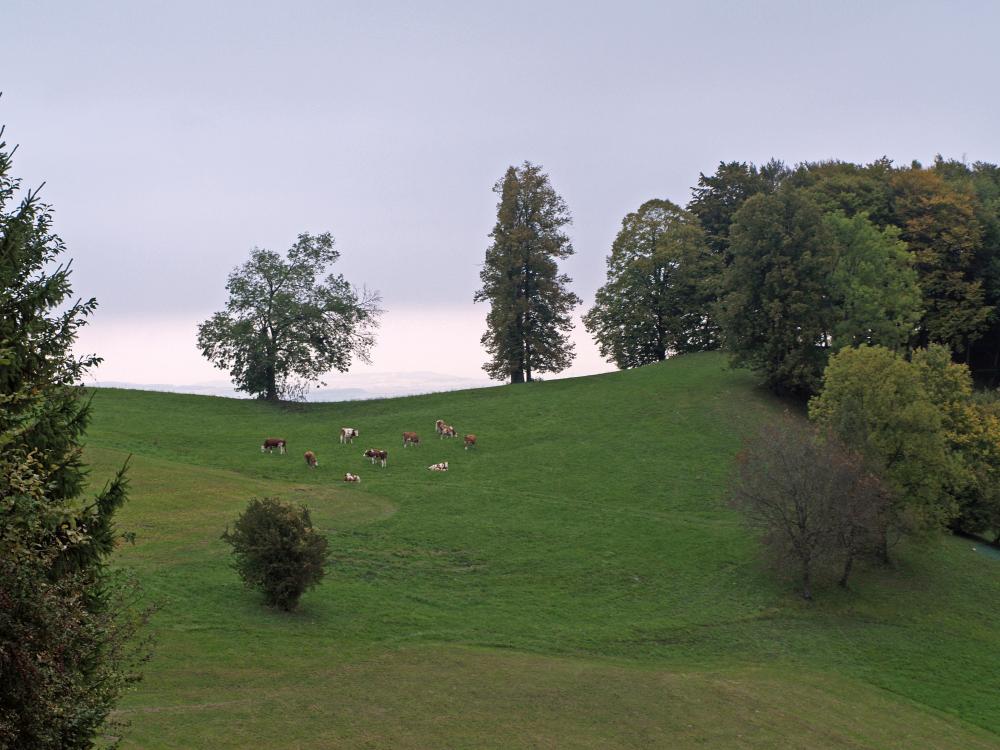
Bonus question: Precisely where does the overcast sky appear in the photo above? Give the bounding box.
[4,0,999,391]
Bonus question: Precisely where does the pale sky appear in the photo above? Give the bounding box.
[5,0,999,393]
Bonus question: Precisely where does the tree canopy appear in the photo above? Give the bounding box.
[197,233,381,400]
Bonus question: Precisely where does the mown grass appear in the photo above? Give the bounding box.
[84,353,1000,748]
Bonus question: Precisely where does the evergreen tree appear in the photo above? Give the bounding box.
[0,125,145,748]
[474,162,581,383]
[584,199,720,368]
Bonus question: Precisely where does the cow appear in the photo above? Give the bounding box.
[403,431,420,447]
[304,450,318,468]
[464,434,477,450]
[439,424,457,439]
[363,448,388,468]
[343,472,361,483]
[261,437,287,454]
[435,419,446,435]
[340,427,360,445]
[427,461,449,472]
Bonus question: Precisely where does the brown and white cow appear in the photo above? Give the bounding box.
[343,472,361,483]
[435,419,446,435]
[427,461,449,472]
[261,437,287,454]
[463,434,477,450]
[340,427,360,445]
[403,432,420,447]
[363,448,388,468]
[304,450,318,468]
[439,424,457,439]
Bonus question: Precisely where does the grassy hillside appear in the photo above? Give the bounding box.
[84,353,1000,748]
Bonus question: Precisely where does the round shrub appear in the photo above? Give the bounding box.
[221,497,329,611]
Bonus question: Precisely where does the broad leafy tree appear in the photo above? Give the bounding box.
[824,211,922,351]
[0,125,146,748]
[584,199,720,368]
[716,188,834,396]
[889,167,993,354]
[809,346,955,560]
[197,233,381,401]
[474,162,581,383]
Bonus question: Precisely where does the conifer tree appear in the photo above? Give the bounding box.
[474,162,581,383]
[0,123,145,749]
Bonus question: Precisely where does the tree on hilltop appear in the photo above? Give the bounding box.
[474,162,581,383]
[584,199,720,368]
[197,233,382,401]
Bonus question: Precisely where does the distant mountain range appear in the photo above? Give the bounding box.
[88,371,495,402]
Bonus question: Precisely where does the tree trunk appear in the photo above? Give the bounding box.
[839,553,854,588]
[510,369,524,384]
[265,364,278,401]
[877,528,891,566]
[801,560,813,601]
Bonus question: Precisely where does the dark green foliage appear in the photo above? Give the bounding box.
[197,233,382,401]
[222,498,329,611]
[824,211,922,351]
[785,159,896,225]
[0,125,145,749]
[688,159,788,262]
[716,188,833,396]
[474,162,581,383]
[584,199,720,368]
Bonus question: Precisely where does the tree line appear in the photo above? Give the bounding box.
[476,157,999,598]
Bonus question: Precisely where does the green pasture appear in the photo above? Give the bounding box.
[84,353,1000,748]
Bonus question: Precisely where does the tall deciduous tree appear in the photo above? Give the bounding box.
[474,162,581,383]
[0,125,146,748]
[197,233,381,401]
[583,199,720,369]
[889,167,993,355]
[824,211,922,351]
[716,188,834,396]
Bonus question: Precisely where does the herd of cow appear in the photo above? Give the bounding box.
[259,419,477,483]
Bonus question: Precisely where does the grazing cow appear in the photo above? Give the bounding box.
[464,434,477,450]
[427,461,449,472]
[304,450,318,468]
[340,427,360,445]
[435,419,446,435]
[343,472,361,483]
[261,437,287,454]
[363,448,388,468]
[439,424,457,439]
[403,431,420,447]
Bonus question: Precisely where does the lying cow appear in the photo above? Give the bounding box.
[340,427,360,445]
[464,434,477,450]
[427,461,449,472]
[261,437,287,454]
[343,472,361,483]
[363,448,388,468]
[439,424,457,439]
[304,450,318,468]
[403,431,420,447]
